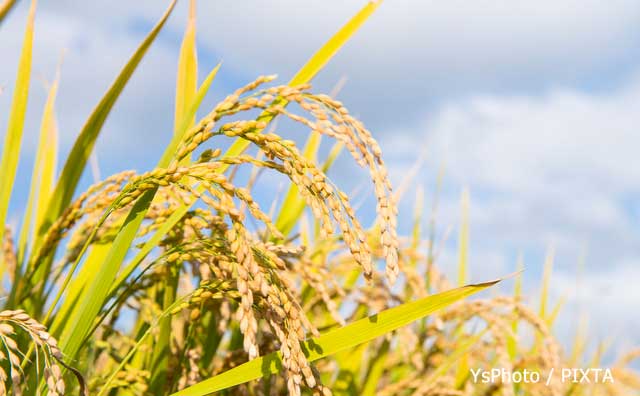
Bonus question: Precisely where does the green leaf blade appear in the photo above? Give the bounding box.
[172,279,500,396]
[41,0,177,239]
[51,1,178,359]
[16,76,59,278]
[221,0,381,165]
[0,0,36,278]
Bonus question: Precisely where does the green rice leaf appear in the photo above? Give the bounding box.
[150,2,198,391]
[33,84,59,239]
[457,188,469,286]
[360,339,390,395]
[16,76,59,270]
[55,60,221,355]
[426,163,446,292]
[58,191,153,359]
[0,0,36,278]
[539,248,554,318]
[109,62,221,296]
[49,243,110,337]
[453,189,470,387]
[174,0,197,135]
[507,254,524,360]
[159,62,220,167]
[52,0,177,359]
[425,331,486,389]
[332,341,367,392]
[547,296,566,327]
[40,0,177,241]
[171,278,500,396]
[221,0,381,164]
[287,1,381,87]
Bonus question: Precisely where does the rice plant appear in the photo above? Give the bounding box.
[0,1,638,395]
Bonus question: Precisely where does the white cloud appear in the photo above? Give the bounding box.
[422,83,640,193]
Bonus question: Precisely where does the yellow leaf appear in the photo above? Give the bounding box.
[222,0,381,165]
[174,0,198,135]
[539,247,554,318]
[0,0,36,278]
[172,278,500,395]
[16,76,59,268]
[40,0,177,246]
[457,188,470,286]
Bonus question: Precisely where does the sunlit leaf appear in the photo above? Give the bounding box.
[50,0,178,360]
[0,0,36,278]
[40,0,177,245]
[172,278,500,395]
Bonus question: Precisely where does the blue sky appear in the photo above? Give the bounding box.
[1,0,640,361]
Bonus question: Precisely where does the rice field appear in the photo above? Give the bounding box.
[0,1,638,395]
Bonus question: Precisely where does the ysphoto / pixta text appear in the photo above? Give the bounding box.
[470,368,614,385]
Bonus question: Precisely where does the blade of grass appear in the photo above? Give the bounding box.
[58,192,150,360]
[453,188,471,387]
[457,187,469,286]
[15,76,59,284]
[172,278,501,396]
[50,0,177,359]
[424,331,486,391]
[529,248,554,355]
[507,254,524,360]
[288,2,380,87]
[333,342,367,393]
[149,2,198,392]
[221,0,381,163]
[569,314,588,365]
[454,344,470,389]
[546,296,566,327]
[34,83,59,239]
[109,62,220,298]
[426,163,445,292]
[539,247,554,318]
[49,243,110,337]
[47,64,219,342]
[410,186,424,265]
[158,62,221,167]
[0,0,36,279]
[360,339,390,396]
[55,60,220,360]
[174,0,197,135]
[38,0,177,247]
[322,141,344,173]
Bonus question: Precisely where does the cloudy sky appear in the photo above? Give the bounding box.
[1,1,640,362]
